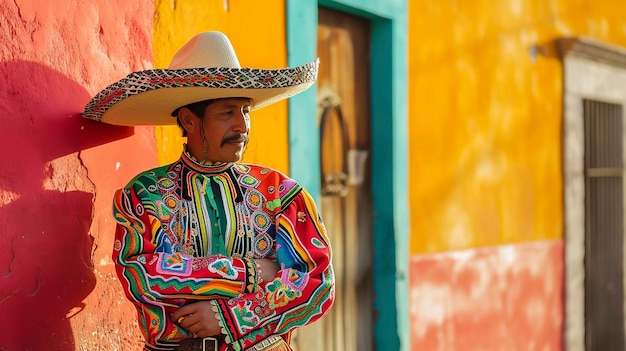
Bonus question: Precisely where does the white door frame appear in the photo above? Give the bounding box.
[560,37,626,351]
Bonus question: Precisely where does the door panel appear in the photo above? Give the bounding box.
[294,7,373,351]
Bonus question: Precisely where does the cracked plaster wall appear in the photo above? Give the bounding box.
[0,1,156,350]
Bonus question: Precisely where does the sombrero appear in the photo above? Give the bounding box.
[82,31,319,126]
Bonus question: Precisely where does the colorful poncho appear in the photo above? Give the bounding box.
[112,152,335,350]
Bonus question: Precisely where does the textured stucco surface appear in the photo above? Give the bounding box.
[410,240,564,350]
[0,0,155,349]
[408,0,626,253]
[407,2,626,348]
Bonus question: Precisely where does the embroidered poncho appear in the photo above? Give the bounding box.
[112,152,335,350]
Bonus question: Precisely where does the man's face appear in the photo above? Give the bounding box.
[199,97,251,163]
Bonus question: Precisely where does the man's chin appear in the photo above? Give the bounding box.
[225,152,243,163]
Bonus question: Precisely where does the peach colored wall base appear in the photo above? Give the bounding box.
[410,240,564,351]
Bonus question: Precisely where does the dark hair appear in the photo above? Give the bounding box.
[173,99,217,137]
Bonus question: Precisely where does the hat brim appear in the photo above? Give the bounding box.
[82,59,318,126]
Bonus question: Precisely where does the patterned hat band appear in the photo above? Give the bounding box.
[82,31,319,126]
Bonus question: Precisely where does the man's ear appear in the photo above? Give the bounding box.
[177,107,197,134]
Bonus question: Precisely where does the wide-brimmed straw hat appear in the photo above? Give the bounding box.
[82,31,319,126]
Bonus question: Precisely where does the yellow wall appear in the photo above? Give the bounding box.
[153,0,289,174]
[408,0,626,254]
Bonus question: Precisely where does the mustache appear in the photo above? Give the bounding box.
[221,133,249,146]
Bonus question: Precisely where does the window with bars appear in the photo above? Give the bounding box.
[584,99,625,351]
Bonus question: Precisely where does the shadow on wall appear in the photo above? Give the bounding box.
[0,61,133,350]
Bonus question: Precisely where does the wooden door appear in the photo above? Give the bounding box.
[293,7,373,351]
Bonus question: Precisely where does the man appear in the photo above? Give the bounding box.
[83,32,335,351]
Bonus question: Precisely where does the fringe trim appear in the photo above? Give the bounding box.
[246,335,289,351]
[209,300,232,344]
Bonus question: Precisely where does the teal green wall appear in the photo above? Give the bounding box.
[286,0,319,196]
[287,1,409,350]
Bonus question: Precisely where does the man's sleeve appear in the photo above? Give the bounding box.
[112,185,260,307]
[211,188,335,350]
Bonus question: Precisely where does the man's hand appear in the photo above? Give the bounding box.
[256,258,280,283]
[172,301,221,338]
[171,259,278,338]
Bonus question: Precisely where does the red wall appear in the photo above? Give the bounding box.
[0,1,154,349]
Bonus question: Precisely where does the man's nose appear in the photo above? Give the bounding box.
[233,110,249,132]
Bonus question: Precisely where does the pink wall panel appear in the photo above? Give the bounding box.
[410,241,564,351]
